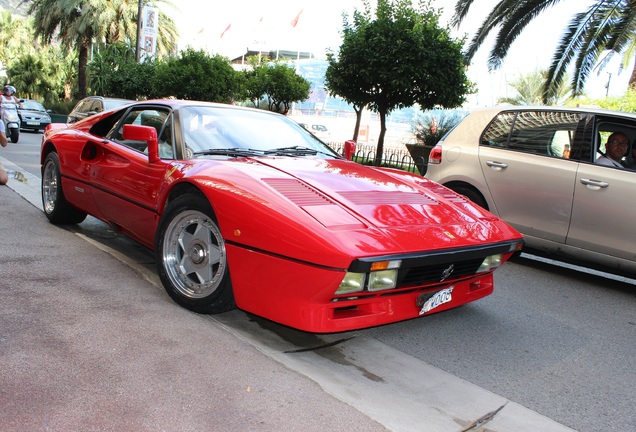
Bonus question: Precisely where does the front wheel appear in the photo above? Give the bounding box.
[9,128,19,143]
[41,152,87,224]
[156,194,235,314]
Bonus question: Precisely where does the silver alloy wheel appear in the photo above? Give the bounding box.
[162,209,227,299]
[42,158,58,214]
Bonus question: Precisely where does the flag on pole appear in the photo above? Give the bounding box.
[290,9,303,28]
[220,23,231,38]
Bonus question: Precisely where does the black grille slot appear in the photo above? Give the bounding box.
[399,258,484,286]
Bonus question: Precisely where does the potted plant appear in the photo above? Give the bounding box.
[407,109,468,174]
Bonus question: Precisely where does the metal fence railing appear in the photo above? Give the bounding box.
[329,142,427,176]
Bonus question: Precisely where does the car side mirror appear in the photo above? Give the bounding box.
[344,139,357,160]
[122,124,160,163]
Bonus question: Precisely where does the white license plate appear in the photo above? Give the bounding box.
[26,121,40,126]
[419,286,454,315]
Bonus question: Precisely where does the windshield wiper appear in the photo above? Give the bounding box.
[263,146,319,156]
[192,148,262,157]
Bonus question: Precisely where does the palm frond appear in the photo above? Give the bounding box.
[464,0,518,61]
[451,0,476,27]
[488,0,562,69]
[543,5,600,101]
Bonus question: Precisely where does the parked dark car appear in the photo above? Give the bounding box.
[18,99,51,132]
[67,96,133,123]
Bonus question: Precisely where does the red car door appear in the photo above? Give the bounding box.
[90,107,173,248]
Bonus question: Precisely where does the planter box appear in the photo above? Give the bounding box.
[405,143,434,175]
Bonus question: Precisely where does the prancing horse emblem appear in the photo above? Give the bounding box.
[440,264,455,282]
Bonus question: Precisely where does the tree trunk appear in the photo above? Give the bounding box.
[77,40,89,100]
[352,105,362,141]
[375,110,387,167]
[630,54,636,90]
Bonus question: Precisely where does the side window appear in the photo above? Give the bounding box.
[158,113,174,159]
[482,110,583,159]
[481,112,515,147]
[87,100,101,113]
[594,120,636,168]
[111,108,171,157]
[74,100,87,113]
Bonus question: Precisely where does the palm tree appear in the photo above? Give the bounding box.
[0,10,33,67]
[498,69,573,105]
[452,0,636,102]
[27,0,178,99]
[6,53,50,99]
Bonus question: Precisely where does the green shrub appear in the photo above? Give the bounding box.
[412,109,468,146]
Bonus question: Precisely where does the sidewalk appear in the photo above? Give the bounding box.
[0,184,387,431]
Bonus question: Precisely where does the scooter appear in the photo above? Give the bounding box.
[1,103,20,143]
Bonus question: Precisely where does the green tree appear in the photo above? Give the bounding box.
[497,69,572,105]
[261,63,310,114]
[327,0,472,165]
[87,42,137,95]
[6,53,50,100]
[452,0,636,102]
[104,60,156,100]
[325,13,375,142]
[241,68,268,108]
[27,0,178,100]
[153,48,238,102]
[238,58,310,113]
[0,10,32,67]
[568,88,636,112]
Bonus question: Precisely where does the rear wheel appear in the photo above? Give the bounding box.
[450,185,488,210]
[41,152,87,224]
[156,194,235,314]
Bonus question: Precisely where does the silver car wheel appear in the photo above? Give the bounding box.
[42,158,59,215]
[162,209,227,299]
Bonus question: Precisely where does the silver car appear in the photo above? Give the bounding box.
[425,106,636,276]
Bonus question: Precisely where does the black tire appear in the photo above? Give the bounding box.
[155,194,235,314]
[41,152,87,224]
[10,128,19,143]
[451,185,488,210]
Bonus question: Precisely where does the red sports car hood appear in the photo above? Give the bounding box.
[251,157,521,251]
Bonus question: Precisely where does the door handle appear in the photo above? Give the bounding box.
[580,178,609,189]
[486,160,508,170]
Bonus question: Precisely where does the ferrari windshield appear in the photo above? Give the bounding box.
[179,105,339,158]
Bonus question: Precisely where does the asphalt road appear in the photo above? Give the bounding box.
[2,130,635,432]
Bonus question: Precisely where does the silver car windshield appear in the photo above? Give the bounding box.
[179,106,338,157]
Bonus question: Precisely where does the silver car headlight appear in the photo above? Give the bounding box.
[336,272,366,295]
[477,254,503,273]
[368,269,399,291]
[335,260,401,295]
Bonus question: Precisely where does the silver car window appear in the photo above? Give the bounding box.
[482,111,583,160]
